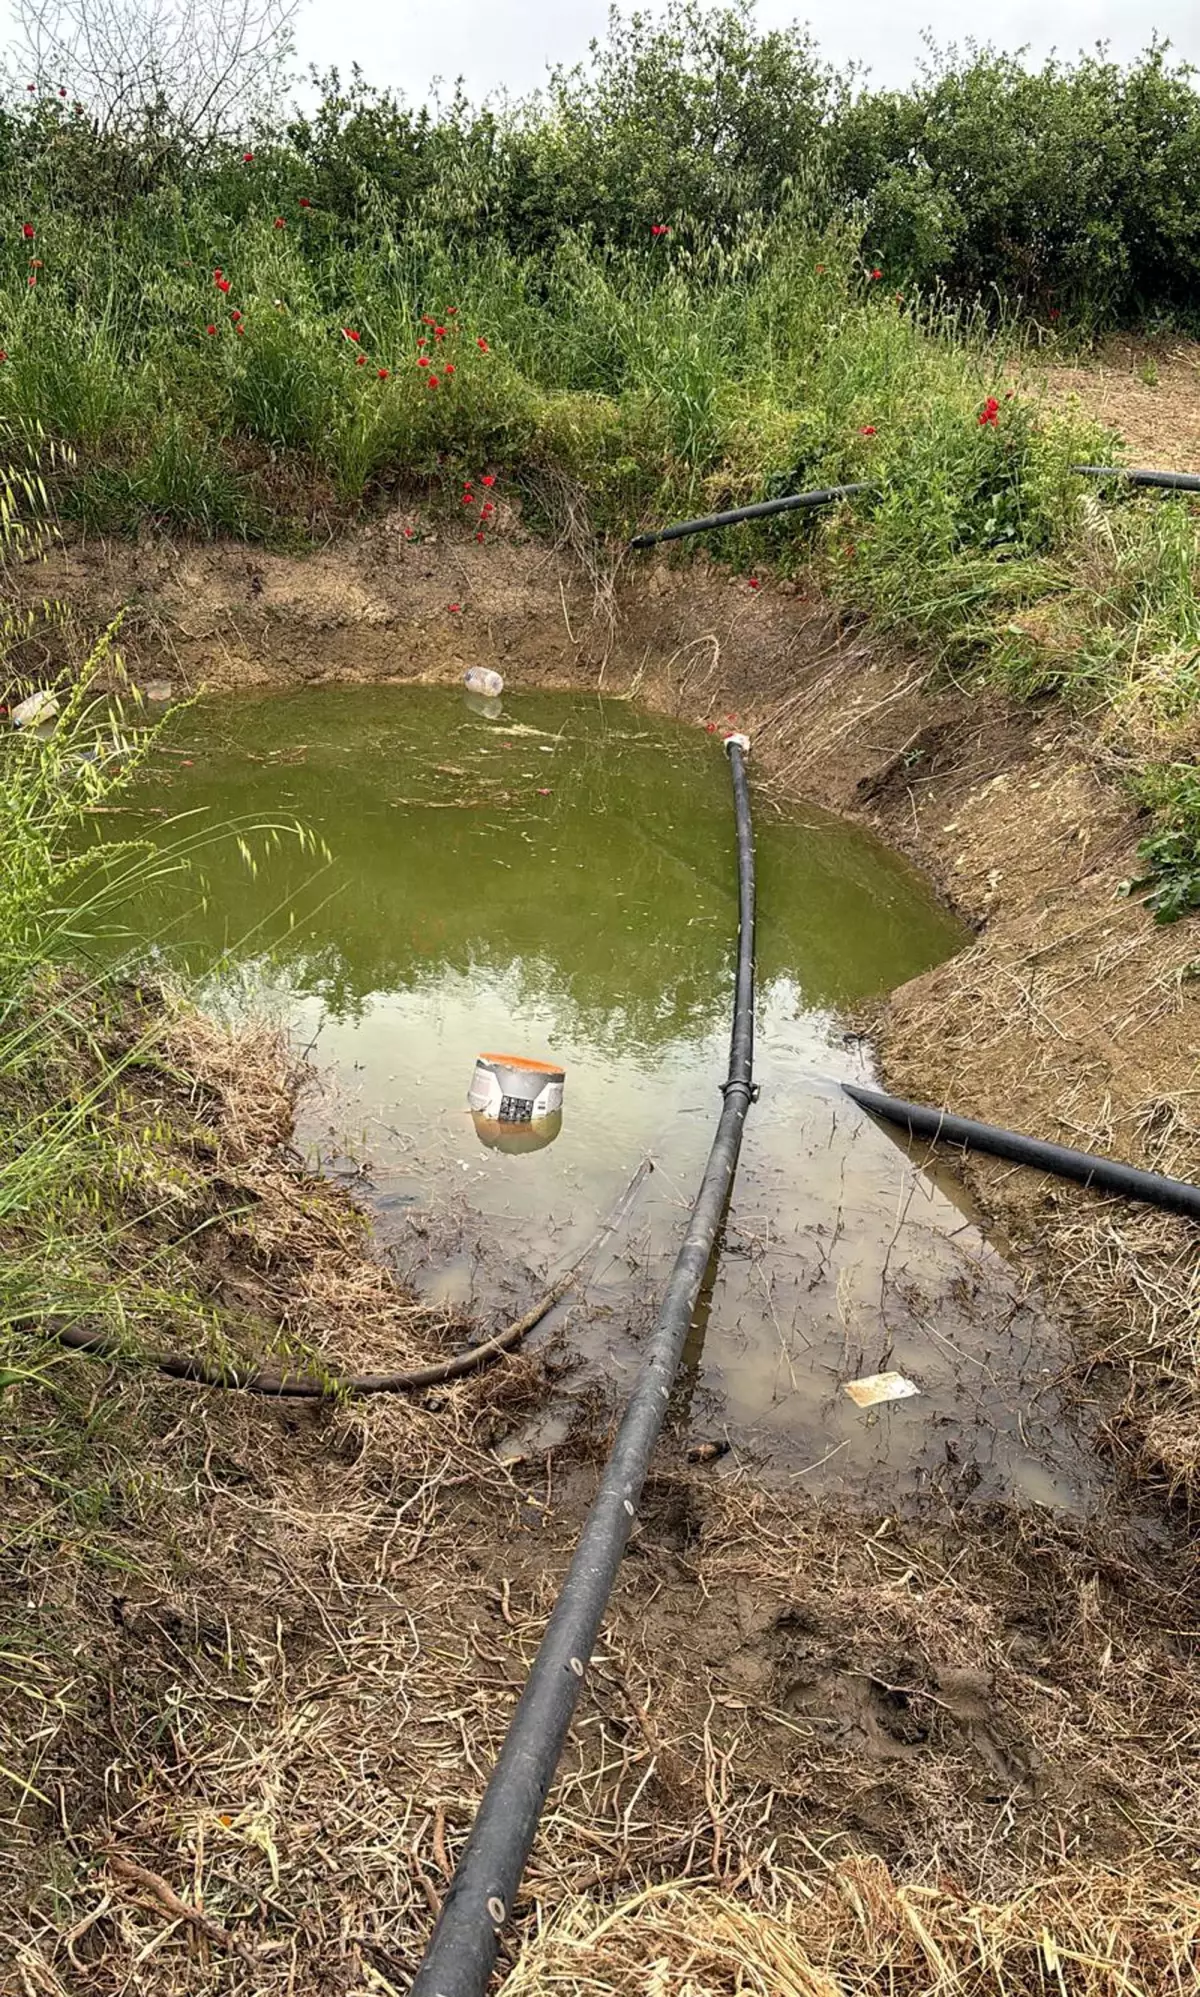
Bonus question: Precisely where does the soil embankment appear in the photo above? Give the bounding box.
[6,519,1199,1993]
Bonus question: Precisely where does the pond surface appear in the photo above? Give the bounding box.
[125,684,1096,1507]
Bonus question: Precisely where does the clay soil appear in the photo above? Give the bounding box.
[5,518,1200,1994]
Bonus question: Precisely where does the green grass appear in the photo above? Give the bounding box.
[0,183,1198,904]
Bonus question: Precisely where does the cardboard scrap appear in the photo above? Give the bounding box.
[844,1370,920,1409]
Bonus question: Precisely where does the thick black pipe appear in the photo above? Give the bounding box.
[409,739,757,1997]
[1073,465,1200,494]
[629,483,872,548]
[843,1082,1200,1221]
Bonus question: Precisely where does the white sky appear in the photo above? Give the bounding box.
[293,0,1200,104]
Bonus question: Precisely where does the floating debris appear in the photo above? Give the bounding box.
[844,1370,920,1409]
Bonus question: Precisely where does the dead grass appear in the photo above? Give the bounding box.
[501,1858,1200,1996]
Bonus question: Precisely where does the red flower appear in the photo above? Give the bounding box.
[448,603,461,613]
[377,367,389,379]
[434,325,446,340]
[978,397,1000,428]
[21,224,34,240]
[651,224,671,236]
[58,87,66,98]
[215,274,231,293]
[443,362,456,376]
[1049,308,1061,321]
[417,355,430,367]
[0,351,7,363]
[27,273,35,287]
[816,263,827,273]
[705,721,717,733]
[230,308,241,321]
[859,425,877,436]
[242,151,254,164]
[404,528,415,539]
[869,267,882,280]
[421,315,435,326]
[342,327,360,343]
[298,197,312,209]
[417,337,427,347]
[481,502,494,519]
[428,374,439,389]
[236,323,245,335]
[356,353,366,365]
[273,216,285,228]
[206,323,217,335]
[476,338,489,352]
[475,531,484,542]
[447,306,458,316]
[748,578,760,590]
[481,474,495,487]
[462,494,474,505]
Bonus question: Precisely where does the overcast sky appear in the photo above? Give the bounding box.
[293,0,1200,103]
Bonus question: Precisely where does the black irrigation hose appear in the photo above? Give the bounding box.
[1073,465,1200,494]
[629,483,872,549]
[408,737,758,1997]
[842,1082,1200,1221]
[46,1157,653,1397]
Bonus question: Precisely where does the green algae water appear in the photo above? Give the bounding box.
[125,684,1095,1506]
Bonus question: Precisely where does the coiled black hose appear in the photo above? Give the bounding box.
[408,736,758,1997]
[843,1082,1200,1221]
[629,483,872,548]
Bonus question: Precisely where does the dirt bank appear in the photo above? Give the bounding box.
[5,521,1199,1993]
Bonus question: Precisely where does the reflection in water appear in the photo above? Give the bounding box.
[472,1109,563,1155]
[116,686,1097,1508]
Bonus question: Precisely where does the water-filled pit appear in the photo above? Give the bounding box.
[125,684,1098,1506]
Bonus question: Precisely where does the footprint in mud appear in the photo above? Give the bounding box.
[770,1608,1034,1789]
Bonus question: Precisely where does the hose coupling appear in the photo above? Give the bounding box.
[720,1077,759,1102]
[723,732,751,757]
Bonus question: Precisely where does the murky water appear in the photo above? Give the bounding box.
[123,685,1096,1506]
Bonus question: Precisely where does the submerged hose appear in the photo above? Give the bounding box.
[629,483,872,549]
[409,737,757,1997]
[1073,465,1200,495]
[47,1156,652,1397]
[843,1082,1200,1221]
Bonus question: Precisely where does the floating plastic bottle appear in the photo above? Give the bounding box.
[11,689,59,730]
[463,666,503,697]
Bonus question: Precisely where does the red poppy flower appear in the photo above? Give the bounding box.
[481,474,495,487]
[356,353,366,365]
[404,528,415,539]
[230,308,241,321]
[58,86,66,97]
[377,368,389,379]
[859,425,877,436]
[428,375,439,389]
[21,224,34,240]
[27,273,35,287]
[434,325,446,339]
[462,494,474,505]
[869,267,882,280]
[242,151,254,163]
[481,502,494,519]
[447,306,458,316]
[0,352,7,363]
[273,216,285,229]
[978,397,1000,428]
[651,224,671,236]
[443,363,456,376]
[476,338,489,352]
[206,323,217,335]
[475,531,484,542]
[705,721,717,733]
[417,355,430,367]
[747,578,760,590]
[342,328,360,343]
[298,197,312,209]
[421,315,435,326]
[1049,308,1061,321]
[448,603,461,613]
[215,274,231,294]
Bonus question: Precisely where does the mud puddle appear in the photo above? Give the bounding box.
[123,684,1099,1506]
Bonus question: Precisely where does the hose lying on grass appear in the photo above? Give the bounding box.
[629,483,872,548]
[843,1082,1200,1220]
[1073,464,1200,494]
[44,1156,653,1397]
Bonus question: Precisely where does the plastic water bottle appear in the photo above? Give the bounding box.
[463,667,503,697]
[11,689,60,730]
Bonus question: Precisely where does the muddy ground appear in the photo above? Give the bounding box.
[5,515,1200,1993]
